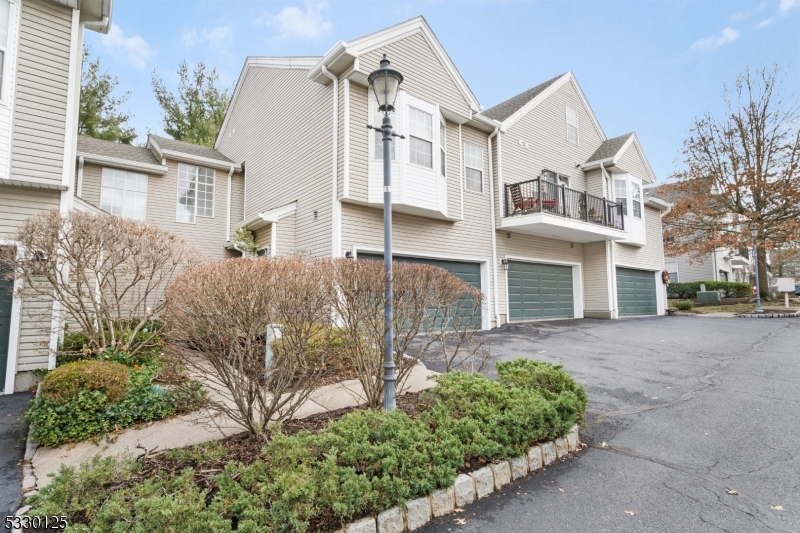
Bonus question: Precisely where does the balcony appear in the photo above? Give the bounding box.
[501,177,627,243]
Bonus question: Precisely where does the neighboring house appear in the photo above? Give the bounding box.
[214,16,671,328]
[648,185,755,285]
[0,0,112,393]
[75,134,245,261]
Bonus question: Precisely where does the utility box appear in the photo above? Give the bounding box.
[696,284,720,304]
[776,278,795,293]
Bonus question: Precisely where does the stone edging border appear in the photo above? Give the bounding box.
[332,425,581,533]
[737,312,799,318]
[12,384,41,533]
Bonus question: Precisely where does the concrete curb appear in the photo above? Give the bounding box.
[737,312,799,318]
[332,424,581,533]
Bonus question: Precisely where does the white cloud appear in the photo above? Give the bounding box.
[691,27,741,50]
[182,25,234,49]
[101,24,155,70]
[756,17,775,28]
[779,0,798,13]
[258,2,332,40]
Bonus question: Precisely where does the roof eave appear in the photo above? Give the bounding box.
[77,152,168,175]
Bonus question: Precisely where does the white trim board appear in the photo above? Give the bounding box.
[501,255,585,321]
[1,240,24,394]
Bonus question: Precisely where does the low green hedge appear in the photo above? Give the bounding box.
[26,363,201,448]
[668,281,751,299]
[25,359,586,532]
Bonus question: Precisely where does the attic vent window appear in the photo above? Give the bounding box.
[566,105,578,145]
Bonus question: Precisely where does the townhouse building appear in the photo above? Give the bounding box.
[1,0,112,393]
[216,17,670,329]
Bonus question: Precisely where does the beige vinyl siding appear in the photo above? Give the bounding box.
[500,80,605,196]
[495,234,583,322]
[16,288,52,373]
[0,185,60,238]
[275,212,296,256]
[79,161,237,260]
[666,253,715,283]
[216,66,332,257]
[584,168,604,198]
[10,0,73,186]
[230,174,245,231]
[582,241,610,313]
[614,206,665,270]
[361,32,471,119]
[616,141,652,183]
[254,226,271,252]
[347,83,369,203]
[446,121,461,218]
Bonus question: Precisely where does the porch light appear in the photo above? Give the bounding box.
[368,54,403,113]
[501,258,509,271]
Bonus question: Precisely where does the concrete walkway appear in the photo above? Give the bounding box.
[1,393,32,532]
[32,362,439,488]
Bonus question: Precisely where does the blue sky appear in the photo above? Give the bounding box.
[84,0,799,182]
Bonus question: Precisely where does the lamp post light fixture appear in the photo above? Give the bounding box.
[750,224,763,313]
[367,54,404,412]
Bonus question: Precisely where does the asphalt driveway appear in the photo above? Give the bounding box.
[422,316,800,533]
[1,392,32,531]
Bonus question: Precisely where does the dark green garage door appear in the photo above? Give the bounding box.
[508,262,574,321]
[357,253,481,323]
[0,265,13,391]
[616,267,657,316]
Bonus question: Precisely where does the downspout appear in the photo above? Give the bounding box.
[487,127,500,327]
[600,162,616,317]
[77,156,84,198]
[711,246,718,281]
[226,166,234,241]
[321,65,341,257]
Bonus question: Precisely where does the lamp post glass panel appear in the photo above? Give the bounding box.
[750,224,763,313]
[368,54,403,411]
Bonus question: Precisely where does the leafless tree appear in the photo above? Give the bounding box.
[0,210,199,359]
[663,65,800,295]
[162,257,330,436]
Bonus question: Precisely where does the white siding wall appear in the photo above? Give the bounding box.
[614,206,664,270]
[582,241,610,315]
[0,0,21,179]
[616,141,652,184]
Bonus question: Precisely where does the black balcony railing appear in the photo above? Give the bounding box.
[504,177,625,231]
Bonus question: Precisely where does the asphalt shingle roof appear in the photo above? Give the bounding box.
[150,135,234,164]
[585,133,634,164]
[481,73,566,122]
[77,135,162,166]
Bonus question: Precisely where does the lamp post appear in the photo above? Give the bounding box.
[750,224,763,313]
[368,54,404,411]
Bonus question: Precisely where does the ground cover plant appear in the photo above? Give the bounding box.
[24,360,586,533]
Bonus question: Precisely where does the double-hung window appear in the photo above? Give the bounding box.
[408,106,433,168]
[372,99,396,161]
[100,168,147,220]
[665,261,679,283]
[440,120,446,177]
[0,0,10,100]
[631,182,642,219]
[614,178,628,215]
[177,163,215,223]
[543,169,569,187]
[566,105,578,145]
[464,142,483,193]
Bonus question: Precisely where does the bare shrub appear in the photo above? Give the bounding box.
[0,210,199,359]
[162,257,330,435]
[326,259,489,407]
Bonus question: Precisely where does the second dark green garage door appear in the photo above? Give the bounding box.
[507,262,574,321]
[616,267,657,316]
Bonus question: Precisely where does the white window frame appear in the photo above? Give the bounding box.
[0,0,11,103]
[440,119,446,177]
[408,105,434,169]
[665,261,679,283]
[176,163,215,224]
[371,94,396,162]
[614,178,628,215]
[566,105,578,145]
[631,181,642,219]
[464,142,483,193]
[99,168,148,221]
[543,169,570,188]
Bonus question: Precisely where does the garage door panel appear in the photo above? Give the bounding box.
[357,253,482,327]
[508,262,573,321]
[616,267,657,316]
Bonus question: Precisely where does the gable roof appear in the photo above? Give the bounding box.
[149,135,235,164]
[586,133,634,164]
[307,16,481,114]
[77,135,162,166]
[478,72,606,140]
[481,74,565,121]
